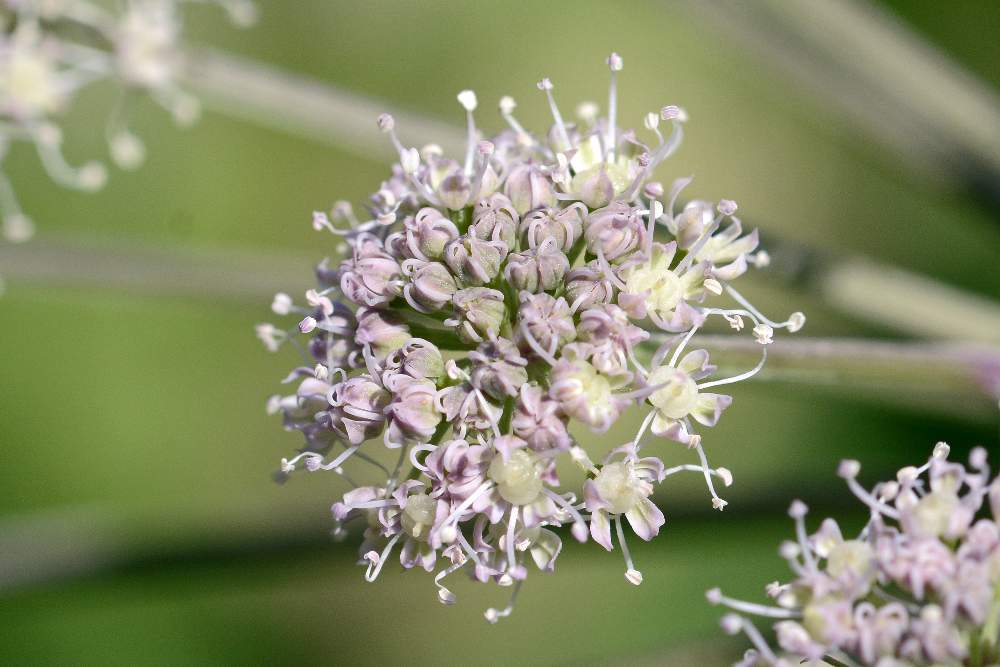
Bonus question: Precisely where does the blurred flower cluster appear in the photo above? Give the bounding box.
[709,443,1000,666]
[260,54,804,620]
[0,0,254,244]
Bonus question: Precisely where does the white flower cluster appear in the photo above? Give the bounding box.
[260,53,805,620]
[0,0,255,243]
[710,443,1000,667]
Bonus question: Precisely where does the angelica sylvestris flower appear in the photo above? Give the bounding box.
[0,0,255,245]
[709,443,1000,666]
[262,53,804,621]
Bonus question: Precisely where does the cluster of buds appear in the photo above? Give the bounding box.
[709,443,1000,666]
[260,53,805,621]
[0,0,255,244]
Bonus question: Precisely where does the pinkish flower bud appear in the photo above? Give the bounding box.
[394,207,460,261]
[576,303,649,373]
[469,336,529,400]
[424,438,491,502]
[515,292,576,359]
[446,287,506,344]
[572,165,615,209]
[444,236,508,286]
[504,163,556,215]
[584,202,645,262]
[384,374,442,445]
[512,383,571,452]
[519,204,584,252]
[386,339,445,380]
[437,380,501,434]
[402,259,459,311]
[354,307,410,361]
[564,260,614,310]
[503,238,569,293]
[327,376,391,444]
[339,235,403,306]
[437,171,472,210]
[471,193,519,249]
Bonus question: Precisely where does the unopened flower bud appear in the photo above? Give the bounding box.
[512,383,571,452]
[403,260,459,311]
[565,261,614,310]
[572,165,616,209]
[384,374,442,446]
[585,202,644,262]
[339,236,402,307]
[504,163,556,214]
[516,292,576,359]
[299,316,317,333]
[437,171,472,210]
[471,193,518,249]
[327,376,391,444]
[444,236,508,286]
[520,205,584,251]
[388,339,445,380]
[354,307,410,361]
[469,337,529,400]
[447,287,506,344]
[399,207,460,261]
[504,239,569,293]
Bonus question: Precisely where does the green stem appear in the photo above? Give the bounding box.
[819,656,851,667]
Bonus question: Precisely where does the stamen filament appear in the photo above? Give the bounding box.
[364,533,401,582]
[697,346,767,390]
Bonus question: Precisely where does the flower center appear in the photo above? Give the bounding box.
[825,539,874,586]
[594,461,649,514]
[401,493,437,541]
[7,54,60,114]
[647,366,699,419]
[625,260,682,315]
[488,449,544,505]
[910,491,959,538]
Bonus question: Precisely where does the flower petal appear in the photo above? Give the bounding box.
[625,498,665,541]
[590,510,613,550]
[690,393,732,427]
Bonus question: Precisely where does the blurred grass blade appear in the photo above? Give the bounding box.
[181,48,465,162]
[679,334,999,420]
[822,259,1000,345]
[681,0,1000,204]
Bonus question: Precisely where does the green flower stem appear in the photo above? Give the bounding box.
[645,334,1000,421]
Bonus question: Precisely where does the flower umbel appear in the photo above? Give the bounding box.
[262,53,804,621]
[708,443,1000,666]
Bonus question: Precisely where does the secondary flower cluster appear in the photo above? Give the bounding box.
[260,54,804,620]
[0,0,254,243]
[709,443,1000,666]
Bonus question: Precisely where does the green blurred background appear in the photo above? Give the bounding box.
[2,1,999,665]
